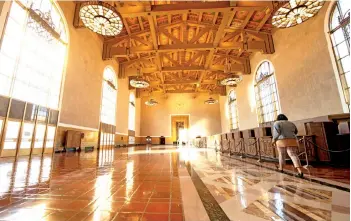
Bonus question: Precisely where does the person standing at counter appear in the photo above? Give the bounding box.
[272,114,304,178]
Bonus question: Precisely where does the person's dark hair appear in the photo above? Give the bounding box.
[276,114,288,121]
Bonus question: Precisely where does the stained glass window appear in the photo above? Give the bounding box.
[329,0,350,109]
[228,90,239,130]
[128,92,136,131]
[101,67,117,125]
[0,0,67,109]
[255,61,280,123]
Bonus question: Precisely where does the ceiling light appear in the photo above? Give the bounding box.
[130,79,150,88]
[272,0,325,28]
[79,1,123,36]
[221,75,243,86]
[204,97,218,105]
[145,98,158,106]
[130,69,149,88]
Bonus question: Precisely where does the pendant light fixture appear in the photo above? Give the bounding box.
[130,69,149,88]
[79,1,123,36]
[145,89,158,106]
[145,98,158,106]
[221,58,243,86]
[204,89,218,105]
[204,97,218,105]
[272,0,325,28]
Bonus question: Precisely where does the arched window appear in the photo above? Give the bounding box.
[228,90,239,130]
[128,92,135,131]
[329,0,350,108]
[101,67,117,125]
[0,0,67,109]
[255,61,280,123]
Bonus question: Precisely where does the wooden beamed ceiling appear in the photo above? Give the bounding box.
[74,1,275,96]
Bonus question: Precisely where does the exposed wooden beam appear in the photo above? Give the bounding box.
[131,35,152,47]
[147,16,158,50]
[163,53,181,66]
[189,27,211,44]
[256,8,272,31]
[108,40,269,58]
[159,27,183,45]
[241,11,254,29]
[184,51,207,66]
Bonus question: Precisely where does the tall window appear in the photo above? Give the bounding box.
[255,61,280,123]
[128,92,135,131]
[228,90,239,130]
[101,67,117,125]
[0,0,67,109]
[329,0,350,109]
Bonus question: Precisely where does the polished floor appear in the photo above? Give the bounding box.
[0,145,349,221]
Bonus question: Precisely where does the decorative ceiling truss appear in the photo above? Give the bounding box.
[74,1,275,96]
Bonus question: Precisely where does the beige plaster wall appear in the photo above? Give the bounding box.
[140,93,222,139]
[115,77,129,134]
[58,2,116,129]
[56,2,130,135]
[219,96,230,133]
[225,3,344,131]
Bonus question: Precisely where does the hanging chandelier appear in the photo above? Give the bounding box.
[272,0,325,28]
[204,97,218,105]
[130,69,149,88]
[79,1,123,36]
[145,98,158,106]
[221,58,243,86]
[221,75,243,86]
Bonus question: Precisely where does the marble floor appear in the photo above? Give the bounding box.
[0,145,349,221]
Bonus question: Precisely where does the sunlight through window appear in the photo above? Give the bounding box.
[254,61,280,123]
[0,0,67,109]
[101,67,117,125]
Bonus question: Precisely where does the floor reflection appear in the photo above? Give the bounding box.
[0,145,349,221]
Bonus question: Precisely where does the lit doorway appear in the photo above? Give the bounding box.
[171,115,189,144]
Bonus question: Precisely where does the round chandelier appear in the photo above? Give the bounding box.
[221,75,243,86]
[204,97,218,105]
[222,58,243,86]
[272,0,325,28]
[130,78,150,88]
[130,69,149,88]
[79,1,123,36]
[145,98,158,106]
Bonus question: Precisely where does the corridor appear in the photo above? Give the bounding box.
[0,145,349,221]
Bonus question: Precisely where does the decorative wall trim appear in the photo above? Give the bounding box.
[138,136,171,138]
[58,123,98,131]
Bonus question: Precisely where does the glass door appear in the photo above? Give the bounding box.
[32,124,46,155]
[18,122,34,156]
[1,99,25,157]
[1,121,21,157]
[44,126,56,154]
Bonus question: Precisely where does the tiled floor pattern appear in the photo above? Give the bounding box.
[0,146,350,221]
[188,149,350,221]
[0,147,184,221]
[228,153,351,185]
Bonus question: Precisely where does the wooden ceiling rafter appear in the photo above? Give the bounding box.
[73,1,275,95]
